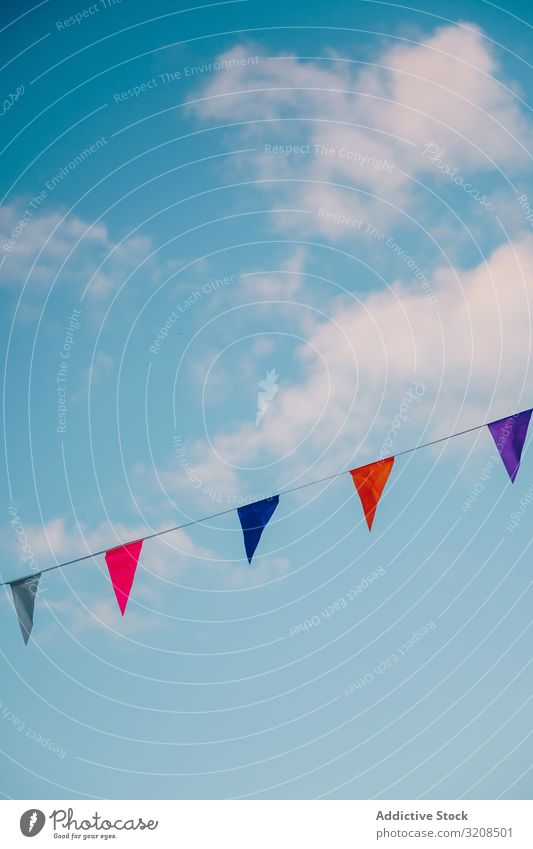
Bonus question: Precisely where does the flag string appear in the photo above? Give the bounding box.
[1,408,529,587]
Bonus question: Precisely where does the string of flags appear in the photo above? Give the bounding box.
[4,408,532,645]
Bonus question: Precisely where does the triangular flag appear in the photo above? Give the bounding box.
[237,495,279,564]
[10,573,40,645]
[105,540,143,615]
[350,457,394,530]
[488,409,532,483]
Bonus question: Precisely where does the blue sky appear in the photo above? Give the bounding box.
[1,0,533,799]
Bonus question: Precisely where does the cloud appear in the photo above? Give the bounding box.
[154,234,533,499]
[161,22,533,498]
[0,203,155,301]
[241,246,308,298]
[187,24,533,238]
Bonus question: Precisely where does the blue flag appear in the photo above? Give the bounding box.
[237,496,279,564]
[10,573,40,645]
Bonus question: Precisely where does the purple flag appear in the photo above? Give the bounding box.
[237,496,279,564]
[488,409,532,483]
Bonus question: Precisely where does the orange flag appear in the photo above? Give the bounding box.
[349,457,394,530]
[105,540,143,615]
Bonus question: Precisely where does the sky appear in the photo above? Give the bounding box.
[1,0,533,800]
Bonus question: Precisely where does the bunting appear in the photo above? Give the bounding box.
[237,495,279,563]
[10,574,40,645]
[3,406,533,643]
[105,540,143,615]
[350,457,395,530]
[487,409,532,483]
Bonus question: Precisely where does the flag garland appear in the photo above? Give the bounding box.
[3,407,532,644]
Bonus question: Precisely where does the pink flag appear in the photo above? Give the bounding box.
[105,540,143,615]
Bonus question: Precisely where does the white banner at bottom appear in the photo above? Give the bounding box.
[0,800,531,847]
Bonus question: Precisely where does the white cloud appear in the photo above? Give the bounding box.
[163,22,533,496]
[0,203,155,301]
[4,515,71,561]
[156,234,533,496]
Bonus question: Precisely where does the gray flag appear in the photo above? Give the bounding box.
[10,574,41,645]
